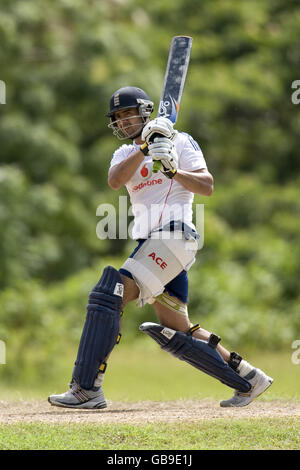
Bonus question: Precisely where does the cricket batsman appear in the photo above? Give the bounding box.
[48,86,273,409]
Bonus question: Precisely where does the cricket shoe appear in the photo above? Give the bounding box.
[220,368,273,407]
[48,381,107,409]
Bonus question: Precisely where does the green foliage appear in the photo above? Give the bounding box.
[0,0,300,385]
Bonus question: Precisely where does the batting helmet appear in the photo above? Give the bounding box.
[105,86,154,119]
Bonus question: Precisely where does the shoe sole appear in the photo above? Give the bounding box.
[220,374,273,408]
[48,397,107,410]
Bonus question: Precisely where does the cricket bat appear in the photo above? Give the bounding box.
[152,35,193,173]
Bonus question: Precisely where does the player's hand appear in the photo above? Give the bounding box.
[141,117,177,144]
[148,137,178,178]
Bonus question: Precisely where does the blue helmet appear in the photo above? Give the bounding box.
[106,86,154,140]
[105,86,154,119]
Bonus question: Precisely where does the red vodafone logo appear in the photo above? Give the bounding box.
[139,162,152,181]
[140,164,149,178]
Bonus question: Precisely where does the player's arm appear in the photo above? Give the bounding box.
[108,147,146,190]
[173,168,214,196]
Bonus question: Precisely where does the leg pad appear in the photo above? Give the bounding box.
[139,322,251,393]
[72,266,123,389]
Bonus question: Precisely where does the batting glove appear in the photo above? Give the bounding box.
[141,117,177,144]
[148,137,178,179]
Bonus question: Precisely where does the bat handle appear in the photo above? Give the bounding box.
[152,160,161,173]
[148,132,165,173]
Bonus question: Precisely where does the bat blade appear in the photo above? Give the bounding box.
[158,35,193,124]
[152,36,192,173]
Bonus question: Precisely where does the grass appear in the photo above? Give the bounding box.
[0,418,299,450]
[0,346,299,450]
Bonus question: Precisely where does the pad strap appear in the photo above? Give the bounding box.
[228,352,243,371]
[99,362,107,374]
[208,333,221,348]
[187,324,201,335]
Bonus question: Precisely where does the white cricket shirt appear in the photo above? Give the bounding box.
[109,132,207,239]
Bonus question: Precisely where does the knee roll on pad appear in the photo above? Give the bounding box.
[72,266,123,390]
[139,322,251,393]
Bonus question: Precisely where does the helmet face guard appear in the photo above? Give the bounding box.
[106,87,154,140]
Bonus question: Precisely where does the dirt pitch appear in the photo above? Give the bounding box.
[0,399,299,425]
